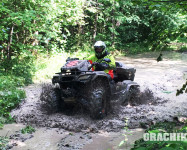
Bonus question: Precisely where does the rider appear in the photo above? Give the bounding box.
[87,41,116,79]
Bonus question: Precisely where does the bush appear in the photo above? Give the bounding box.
[0,75,26,125]
[0,54,36,85]
[21,125,35,134]
[0,136,8,150]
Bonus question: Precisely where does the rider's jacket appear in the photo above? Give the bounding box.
[87,51,116,79]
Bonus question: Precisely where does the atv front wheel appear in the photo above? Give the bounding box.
[51,88,63,111]
[89,79,110,119]
[40,84,64,113]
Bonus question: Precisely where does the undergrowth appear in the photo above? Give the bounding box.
[0,136,9,150]
[0,75,26,149]
[21,125,36,134]
[0,75,26,128]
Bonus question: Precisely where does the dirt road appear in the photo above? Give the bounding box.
[1,51,186,150]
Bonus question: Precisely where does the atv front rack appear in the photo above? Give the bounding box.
[55,70,94,75]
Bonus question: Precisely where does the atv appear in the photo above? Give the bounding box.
[51,57,139,119]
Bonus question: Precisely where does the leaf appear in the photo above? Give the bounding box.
[162,91,173,94]
[160,146,176,150]
[154,4,161,7]
[119,140,125,147]
[148,130,160,133]
[135,147,147,150]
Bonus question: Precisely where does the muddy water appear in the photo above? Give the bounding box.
[0,124,65,150]
[82,128,144,150]
[1,124,144,150]
[1,51,186,150]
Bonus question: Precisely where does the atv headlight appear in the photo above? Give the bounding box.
[78,75,91,80]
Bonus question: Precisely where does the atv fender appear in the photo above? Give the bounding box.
[91,72,111,93]
[122,80,139,90]
[120,80,139,103]
[91,71,110,83]
[52,74,60,84]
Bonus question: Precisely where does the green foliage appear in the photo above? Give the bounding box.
[64,0,186,53]
[0,75,25,125]
[0,136,9,150]
[118,118,132,147]
[21,125,35,134]
[131,0,187,51]
[0,0,186,77]
[0,0,87,83]
[132,122,187,150]
[133,0,187,14]
[145,122,177,133]
[11,55,35,85]
[1,54,36,85]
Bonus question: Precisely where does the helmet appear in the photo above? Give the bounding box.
[94,41,106,58]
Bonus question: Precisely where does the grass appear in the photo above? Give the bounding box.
[21,125,36,134]
[0,136,9,150]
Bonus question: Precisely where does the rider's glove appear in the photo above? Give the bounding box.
[92,62,99,66]
[95,62,109,71]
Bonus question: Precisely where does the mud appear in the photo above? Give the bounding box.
[0,124,144,150]
[0,124,67,150]
[8,51,187,149]
[6,131,34,149]
[10,82,161,133]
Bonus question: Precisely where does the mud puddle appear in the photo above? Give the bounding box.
[6,51,187,149]
[0,124,144,150]
[0,124,66,150]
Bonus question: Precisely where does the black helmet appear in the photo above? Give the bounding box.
[94,41,106,58]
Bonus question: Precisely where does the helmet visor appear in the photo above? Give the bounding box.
[94,46,104,53]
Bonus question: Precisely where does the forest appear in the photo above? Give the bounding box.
[0,0,187,149]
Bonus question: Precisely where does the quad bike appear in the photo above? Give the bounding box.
[51,57,139,119]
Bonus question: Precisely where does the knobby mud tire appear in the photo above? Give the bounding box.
[89,79,110,119]
[40,84,64,113]
[51,88,64,111]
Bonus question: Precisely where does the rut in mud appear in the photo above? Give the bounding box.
[11,51,187,132]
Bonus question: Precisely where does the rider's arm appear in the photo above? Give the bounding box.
[96,54,115,70]
[108,54,116,69]
[87,54,96,64]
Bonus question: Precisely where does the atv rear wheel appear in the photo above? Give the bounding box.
[89,79,110,119]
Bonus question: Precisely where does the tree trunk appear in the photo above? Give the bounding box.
[77,23,83,47]
[112,0,115,47]
[7,25,14,61]
[0,49,3,61]
[93,0,98,43]
[0,41,3,60]
[93,13,98,43]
